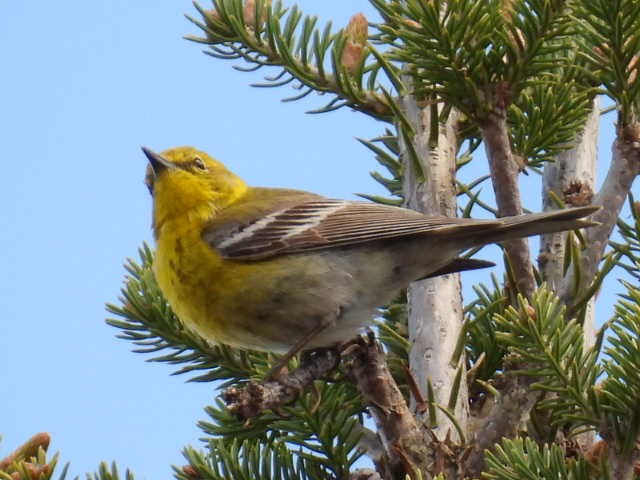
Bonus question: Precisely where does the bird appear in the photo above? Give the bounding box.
[142,145,598,365]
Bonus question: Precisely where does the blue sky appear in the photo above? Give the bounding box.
[0,1,636,479]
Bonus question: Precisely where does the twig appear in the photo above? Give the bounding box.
[188,7,393,122]
[222,349,340,420]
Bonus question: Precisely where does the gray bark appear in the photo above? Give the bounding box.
[400,97,469,442]
[541,98,599,348]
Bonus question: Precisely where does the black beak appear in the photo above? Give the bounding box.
[142,147,175,176]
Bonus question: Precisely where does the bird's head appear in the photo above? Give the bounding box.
[142,146,248,234]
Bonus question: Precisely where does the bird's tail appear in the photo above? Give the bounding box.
[469,205,600,246]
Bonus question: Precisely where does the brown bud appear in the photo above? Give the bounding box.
[344,13,368,45]
[204,8,220,24]
[594,42,610,59]
[243,0,271,28]
[403,19,421,30]
[341,43,365,74]
[24,463,51,479]
[0,433,50,470]
[633,201,640,214]
[341,14,368,74]
[182,465,202,479]
[524,304,536,321]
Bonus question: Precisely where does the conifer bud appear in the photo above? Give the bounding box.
[243,0,271,28]
[341,13,368,74]
[204,8,220,24]
[182,465,202,479]
[524,304,536,321]
[403,19,421,30]
[0,433,50,471]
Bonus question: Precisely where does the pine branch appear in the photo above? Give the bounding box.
[578,0,640,125]
[177,440,319,480]
[465,289,603,477]
[356,129,404,204]
[193,381,365,480]
[561,0,640,305]
[374,0,577,121]
[599,280,640,478]
[222,348,340,419]
[376,294,410,398]
[106,245,275,386]
[500,0,576,88]
[185,0,395,121]
[459,277,509,411]
[86,463,135,480]
[611,196,640,280]
[495,291,602,429]
[483,437,594,480]
[509,79,594,168]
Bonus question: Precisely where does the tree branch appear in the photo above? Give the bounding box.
[187,3,393,121]
[539,98,599,449]
[465,364,538,478]
[400,97,469,442]
[480,106,536,298]
[540,99,599,293]
[348,335,431,480]
[222,349,340,420]
[602,435,640,480]
[464,104,539,477]
[560,122,640,306]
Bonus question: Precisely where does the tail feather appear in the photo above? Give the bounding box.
[420,258,496,279]
[469,205,600,246]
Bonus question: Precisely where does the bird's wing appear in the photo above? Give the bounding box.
[203,188,501,261]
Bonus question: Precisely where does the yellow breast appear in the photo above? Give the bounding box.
[154,218,229,341]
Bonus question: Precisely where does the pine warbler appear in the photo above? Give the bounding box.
[142,146,598,357]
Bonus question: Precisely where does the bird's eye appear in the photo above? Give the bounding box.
[193,157,207,171]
